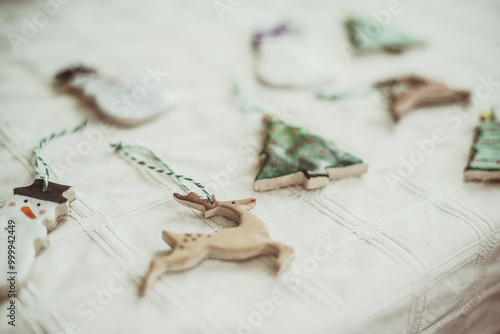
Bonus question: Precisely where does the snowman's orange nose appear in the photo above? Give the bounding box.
[21,206,36,219]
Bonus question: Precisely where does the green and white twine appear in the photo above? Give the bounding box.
[232,78,268,114]
[314,86,380,101]
[315,85,394,112]
[34,120,88,191]
[110,142,213,204]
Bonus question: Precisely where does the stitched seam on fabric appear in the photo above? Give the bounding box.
[0,120,33,173]
[312,195,432,334]
[104,190,174,222]
[440,199,498,334]
[307,197,425,332]
[0,123,86,333]
[19,283,64,334]
[354,239,490,332]
[69,200,190,308]
[401,175,497,334]
[50,230,88,247]
[17,295,46,334]
[26,282,69,332]
[0,115,202,318]
[302,278,350,312]
[397,177,446,334]
[421,280,500,334]
[375,200,434,226]
[323,196,429,273]
[417,196,495,334]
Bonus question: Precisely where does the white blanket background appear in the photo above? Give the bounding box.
[0,0,499,333]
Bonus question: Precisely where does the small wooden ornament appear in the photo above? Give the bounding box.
[345,16,424,54]
[464,109,500,182]
[140,193,294,296]
[1,180,75,298]
[254,116,368,191]
[252,24,331,88]
[54,65,177,126]
[375,75,470,122]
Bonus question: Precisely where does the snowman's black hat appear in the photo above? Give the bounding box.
[14,179,74,204]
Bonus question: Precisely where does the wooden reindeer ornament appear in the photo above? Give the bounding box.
[375,75,470,122]
[140,192,294,296]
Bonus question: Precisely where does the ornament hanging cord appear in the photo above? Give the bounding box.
[314,86,379,101]
[110,142,213,204]
[232,78,269,115]
[34,120,88,191]
[314,83,400,113]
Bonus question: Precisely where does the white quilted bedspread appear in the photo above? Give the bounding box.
[0,0,499,333]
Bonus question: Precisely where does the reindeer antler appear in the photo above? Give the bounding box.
[173,192,217,211]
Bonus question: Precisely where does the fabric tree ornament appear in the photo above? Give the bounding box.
[345,16,424,54]
[0,122,84,298]
[254,116,368,191]
[253,24,332,88]
[55,65,177,127]
[464,109,500,182]
[375,75,471,122]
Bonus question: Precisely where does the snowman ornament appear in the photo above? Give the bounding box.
[1,179,75,298]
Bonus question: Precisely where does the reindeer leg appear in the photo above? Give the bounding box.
[267,242,294,273]
[139,250,207,296]
[140,255,170,297]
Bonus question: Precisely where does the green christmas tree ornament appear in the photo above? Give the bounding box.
[464,109,500,182]
[344,16,424,54]
[254,116,368,191]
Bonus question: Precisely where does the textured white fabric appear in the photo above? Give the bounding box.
[0,0,499,333]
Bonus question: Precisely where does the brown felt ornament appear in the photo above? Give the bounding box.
[375,75,471,122]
